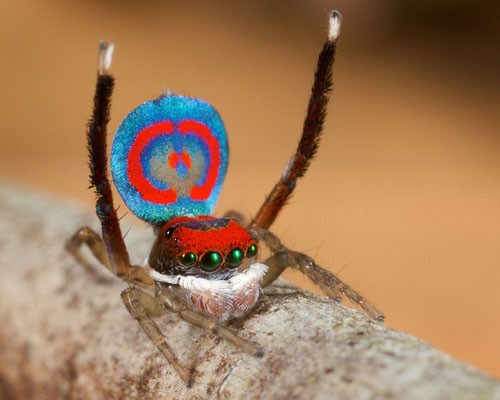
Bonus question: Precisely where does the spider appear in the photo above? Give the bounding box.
[66,10,383,386]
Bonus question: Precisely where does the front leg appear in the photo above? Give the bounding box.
[122,286,264,386]
[252,227,384,321]
[121,287,193,386]
[178,308,263,357]
[156,287,264,357]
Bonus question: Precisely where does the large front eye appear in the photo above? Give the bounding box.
[180,252,197,267]
[200,251,222,271]
[246,244,258,258]
[226,248,243,269]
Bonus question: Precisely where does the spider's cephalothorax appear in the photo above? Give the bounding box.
[150,216,258,277]
[149,216,265,321]
[66,11,383,386]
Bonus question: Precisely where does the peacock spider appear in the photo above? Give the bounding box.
[66,10,383,386]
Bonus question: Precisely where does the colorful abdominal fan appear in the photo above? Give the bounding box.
[111,95,229,223]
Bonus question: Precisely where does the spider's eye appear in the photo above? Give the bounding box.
[226,248,243,269]
[246,244,258,258]
[164,228,175,239]
[180,252,197,267]
[200,251,222,272]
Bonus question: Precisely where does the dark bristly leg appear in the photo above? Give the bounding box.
[248,13,384,319]
[87,41,131,278]
[251,11,341,230]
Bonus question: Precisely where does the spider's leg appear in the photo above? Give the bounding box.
[86,41,131,279]
[289,251,384,322]
[259,252,288,289]
[121,287,193,386]
[65,226,155,286]
[156,287,263,357]
[177,308,263,357]
[252,227,384,321]
[249,227,288,288]
[65,226,111,280]
[251,11,341,230]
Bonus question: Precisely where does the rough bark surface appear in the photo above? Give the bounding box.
[0,182,498,400]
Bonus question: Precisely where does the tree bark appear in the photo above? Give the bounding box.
[0,182,498,400]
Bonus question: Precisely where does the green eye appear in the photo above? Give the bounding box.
[246,244,258,258]
[226,248,243,269]
[200,251,222,271]
[180,252,197,267]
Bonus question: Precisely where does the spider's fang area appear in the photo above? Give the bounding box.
[328,10,342,42]
[98,40,114,75]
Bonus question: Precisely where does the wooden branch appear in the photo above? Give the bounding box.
[0,182,499,400]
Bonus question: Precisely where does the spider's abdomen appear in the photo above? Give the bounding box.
[110,95,229,224]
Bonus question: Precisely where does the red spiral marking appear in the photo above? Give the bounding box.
[178,120,220,201]
[127,120,220,205]
[127,121,177,204]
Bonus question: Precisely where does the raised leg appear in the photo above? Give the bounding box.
[87,41,131,279]
[250,11,341,230]
[252,227,384,322]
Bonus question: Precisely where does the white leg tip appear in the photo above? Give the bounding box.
[328,10,342,41]
[98,40,115,75]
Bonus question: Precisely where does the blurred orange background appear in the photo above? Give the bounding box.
[1,0,499,378]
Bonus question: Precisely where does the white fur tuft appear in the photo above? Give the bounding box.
[230,263,268,317]
[149,263,269,321]
[230,263,268,291]
[98,40,114,75]
[178,275,233,298]
[149,269,180,284]
[328,10,342,41]
[179,276,233,320]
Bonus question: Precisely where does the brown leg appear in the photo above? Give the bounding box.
[66,226,155,287]
[156,288,263,357]
[289,251,384,322]
[252,227,384,322]
[65,226,112,280]
[121,287,193,386]
[178,309,263,357]
[86,41,132,279]
[250,12,341,230]
[259,252,288,289]
[249,227,289,288]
